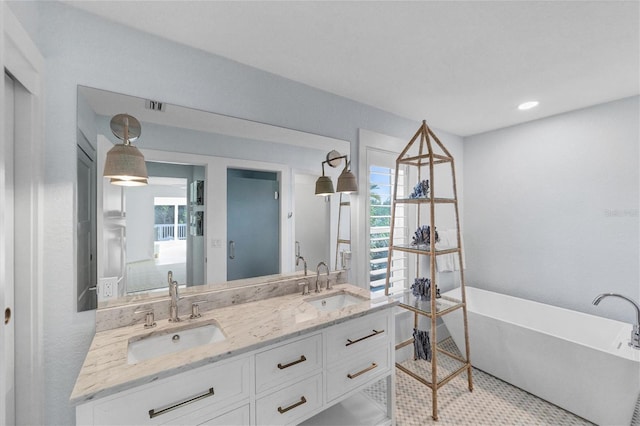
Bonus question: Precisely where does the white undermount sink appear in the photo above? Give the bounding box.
[127,323,226,364]
[306,292,367,312]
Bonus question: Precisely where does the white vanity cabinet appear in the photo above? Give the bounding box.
[75,356,251,425]
[75,308,395,426]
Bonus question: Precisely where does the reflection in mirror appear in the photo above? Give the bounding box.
[124,163,205,294]
[76,86,351,311]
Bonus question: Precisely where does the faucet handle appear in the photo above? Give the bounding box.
[326,277,333,290]
[298,279,310,296]
[190,300,206,319]
[134,308,156,329]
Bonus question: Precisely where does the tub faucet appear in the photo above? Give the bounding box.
[315,262,330,293]
[593,293,640,349]
[168,271,181,322]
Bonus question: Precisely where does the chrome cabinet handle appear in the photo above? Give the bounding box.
[347,362,378,379]
[148,387,214,418]
[277,355,306,370]
[229,240,235,259]
[277,396,307,414]
[345,329,384,346]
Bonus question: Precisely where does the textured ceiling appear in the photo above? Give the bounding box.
[64,1,639,136]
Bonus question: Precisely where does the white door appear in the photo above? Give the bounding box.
[1,71,16,425]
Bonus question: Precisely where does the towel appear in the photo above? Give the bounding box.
[413,328,432,362]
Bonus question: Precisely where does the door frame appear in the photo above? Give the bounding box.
[1,5,45,425]
[123,149,292,284]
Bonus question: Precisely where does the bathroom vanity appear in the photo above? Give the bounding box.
[71,282,397,425]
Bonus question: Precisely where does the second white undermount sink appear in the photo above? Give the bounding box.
[127,323,225,364]
[306,292,367,312]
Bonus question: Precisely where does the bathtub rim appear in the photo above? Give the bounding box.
[443,286,640,362]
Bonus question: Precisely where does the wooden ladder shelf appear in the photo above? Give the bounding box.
[384,120,473,420]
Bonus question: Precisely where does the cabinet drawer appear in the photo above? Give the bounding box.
[256,374,322,426]
[326,311,390,364]
[91,356,250,425]
[255,333,322,394]
[185,404,250,426]
[326,346,391,402]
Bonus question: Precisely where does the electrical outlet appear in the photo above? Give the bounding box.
[99,277,118,300]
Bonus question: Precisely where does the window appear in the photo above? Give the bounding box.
[368,152,409,294]
[153,197,187,241]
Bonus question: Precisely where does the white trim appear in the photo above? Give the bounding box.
[2,4,45,425]
[356,129,410,292]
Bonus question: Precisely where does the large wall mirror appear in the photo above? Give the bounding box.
[76,86,351,311]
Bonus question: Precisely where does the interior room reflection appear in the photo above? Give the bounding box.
[77,86,351,311]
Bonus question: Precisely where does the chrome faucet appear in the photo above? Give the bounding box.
[168,271,181,322]
[593,293,640,349]
[295,241,308,276]
[296,255,308,276]
[315,261,330,293]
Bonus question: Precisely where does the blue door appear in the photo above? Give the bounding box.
[227,169,280,280]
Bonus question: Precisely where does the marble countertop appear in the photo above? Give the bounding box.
[70,283,397,404]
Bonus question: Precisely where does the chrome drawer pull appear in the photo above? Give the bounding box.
[347,362,378,379]
[148,387,214,419]
[277,355,307,370]
[277,396,307,414]
[345,329,384,346]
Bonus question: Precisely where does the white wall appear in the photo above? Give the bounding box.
[11,2,422,424]
[463,96,639,324]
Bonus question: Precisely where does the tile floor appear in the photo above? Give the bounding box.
[368,338,640,425]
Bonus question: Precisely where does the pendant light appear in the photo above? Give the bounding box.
[103,113,148,186]
[315,160,335,196]
[336,160,357,193]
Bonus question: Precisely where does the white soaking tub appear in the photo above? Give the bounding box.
[442,286,640,426]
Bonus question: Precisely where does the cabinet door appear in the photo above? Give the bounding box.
[162,404,250,426]
[326,346,391,402]
[255,333,322,394]
[256,374,322,426]
[326,310,390,364]
[90,357,250,425]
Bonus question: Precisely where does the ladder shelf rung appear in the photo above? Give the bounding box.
[398,153,452,164]
[395,361,471,390]
[391,244,460,256]
[392,292,465,318]
[395,337,414,351]
[394,197,456,204]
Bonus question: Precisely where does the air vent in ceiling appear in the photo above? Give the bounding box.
[145,99,165,112]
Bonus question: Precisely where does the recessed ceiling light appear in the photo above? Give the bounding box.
[518,101,539,110]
